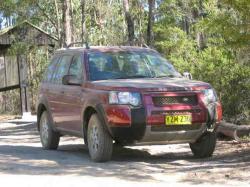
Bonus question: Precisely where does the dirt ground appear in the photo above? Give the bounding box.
[0,121,250,187]
[0,115,20,121]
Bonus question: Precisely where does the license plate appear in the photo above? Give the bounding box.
[165,115,192,125]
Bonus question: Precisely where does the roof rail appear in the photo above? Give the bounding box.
[66,41,90,49]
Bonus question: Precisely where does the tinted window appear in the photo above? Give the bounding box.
[69,55,83,80]
[53,55,72,84]
[43,56,59,82]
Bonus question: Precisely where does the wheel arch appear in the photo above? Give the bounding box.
[37,103,47,131]
[82,103,111,142]
[37,98,55,132]
[83,106,97,133]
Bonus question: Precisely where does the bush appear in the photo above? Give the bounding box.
[154,26,250,123]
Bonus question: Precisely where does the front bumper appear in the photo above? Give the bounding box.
[106,105,210,145]
[109,107,147,144]
[104,91,222,145]
[135,123,207,145]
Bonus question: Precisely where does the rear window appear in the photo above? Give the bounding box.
[52,55,72,84]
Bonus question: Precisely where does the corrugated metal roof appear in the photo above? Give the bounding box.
[0,25,15,36]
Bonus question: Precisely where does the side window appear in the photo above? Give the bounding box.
[69,55,83,80]
[43,56,59,83]
[53,55,72,84]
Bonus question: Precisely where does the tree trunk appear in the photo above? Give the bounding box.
[123,0,134,45]
[62,0,72,46]
[70,0,75,43]
[81,0,86,43]
[54,0,62,47]
[217,121,250,141]
[147,0,155,46]
[192,0,206,50]
[182,16,189,35]
[196,32,206,49]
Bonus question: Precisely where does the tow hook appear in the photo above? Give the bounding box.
[207,125,215,132]
[206,103,217,132]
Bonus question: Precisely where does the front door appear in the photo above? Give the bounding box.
[49,54,72,128]
[60,54,85,133]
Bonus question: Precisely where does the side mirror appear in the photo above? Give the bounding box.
[183,72,192,80]
[62,75,82,86]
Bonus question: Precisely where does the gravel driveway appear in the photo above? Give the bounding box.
[0,121,250,187]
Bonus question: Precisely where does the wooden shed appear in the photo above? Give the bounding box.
[0,21,58,115]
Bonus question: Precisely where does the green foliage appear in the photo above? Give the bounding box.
[194,47,250,119]
[7,42,30,55]
[86,0,126,45]
[154,26,197,71]
[154,0,250,122]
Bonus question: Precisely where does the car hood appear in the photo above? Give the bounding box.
[89,78,211,92]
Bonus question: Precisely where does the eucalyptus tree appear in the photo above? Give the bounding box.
[147,0,155,46]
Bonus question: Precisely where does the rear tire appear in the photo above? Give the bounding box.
[87,114,113,162]
[190,131,217,158]
[39,111,60,150]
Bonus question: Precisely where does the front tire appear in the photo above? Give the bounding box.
[39,111,60,150]
[190,131,217,158]
[87,114,113,162]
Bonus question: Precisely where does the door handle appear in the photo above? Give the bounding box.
[60,90,65,94]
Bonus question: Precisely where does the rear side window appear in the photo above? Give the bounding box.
[43,56,60,83]
[52,55,72,84]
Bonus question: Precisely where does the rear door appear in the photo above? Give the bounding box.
[40,55,60,121]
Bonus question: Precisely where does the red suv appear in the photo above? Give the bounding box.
[37,46,222,162]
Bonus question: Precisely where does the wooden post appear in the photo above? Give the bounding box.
[3,53,7,112]
[17,54,31,115]
[17,55,23,115]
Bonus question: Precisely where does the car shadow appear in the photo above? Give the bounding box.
[0,122,250,184]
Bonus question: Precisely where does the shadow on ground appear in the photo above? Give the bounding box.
[0,122,250,184]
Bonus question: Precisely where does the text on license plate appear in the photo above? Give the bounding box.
[165,115,192,125]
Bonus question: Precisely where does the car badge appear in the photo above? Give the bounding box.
[183,97,189,102]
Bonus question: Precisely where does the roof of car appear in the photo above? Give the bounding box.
[55,46,157,54]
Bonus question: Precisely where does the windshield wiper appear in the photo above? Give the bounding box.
[154,75,177,78]
[116,75,152,79]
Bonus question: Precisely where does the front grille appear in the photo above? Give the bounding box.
[151,109,201,115]
[151,124,202,132]
[152,95,198,106]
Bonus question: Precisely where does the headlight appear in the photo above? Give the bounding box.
[109,91,141,106]
[202,89,217,105]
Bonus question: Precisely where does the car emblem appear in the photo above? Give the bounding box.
[183,97,189,102]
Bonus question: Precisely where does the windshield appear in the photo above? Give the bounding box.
[88,51,181,81]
